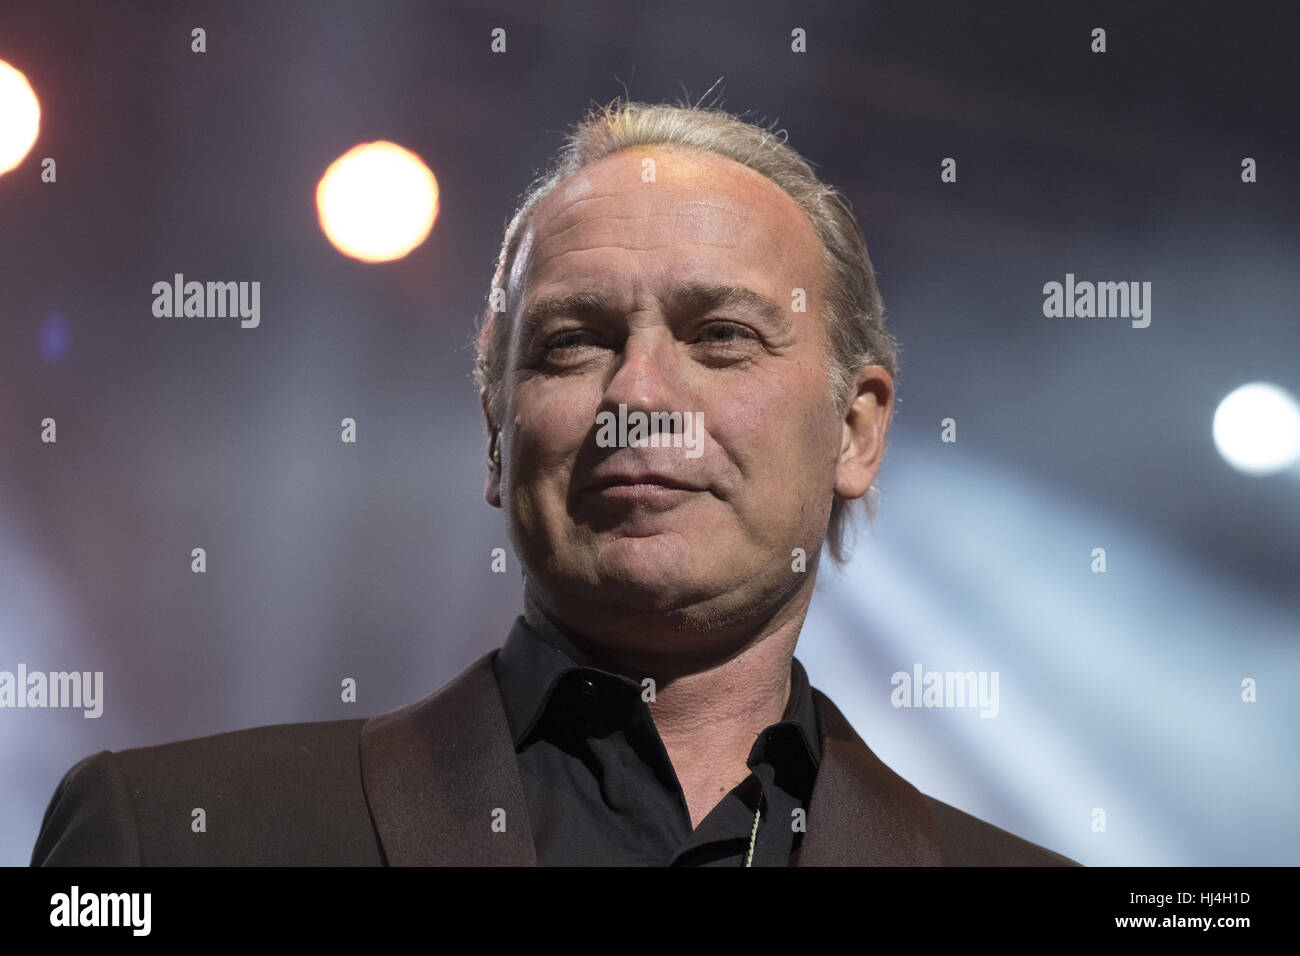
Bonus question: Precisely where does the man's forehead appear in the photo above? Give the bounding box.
[529,146,800,240]
[510,146,822,309]
[543,144,775,211]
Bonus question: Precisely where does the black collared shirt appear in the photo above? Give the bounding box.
[492,616,821,866]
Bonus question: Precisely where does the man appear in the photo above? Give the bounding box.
[32,99,1078,866]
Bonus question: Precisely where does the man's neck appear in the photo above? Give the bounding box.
[521,585,813,828]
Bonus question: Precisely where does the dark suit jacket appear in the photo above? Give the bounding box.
[31,648,1080,866]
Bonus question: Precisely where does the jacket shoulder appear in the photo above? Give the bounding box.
[923,794,1081,866]
[33,718,380,866]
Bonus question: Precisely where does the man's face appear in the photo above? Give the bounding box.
[488,146,878,646]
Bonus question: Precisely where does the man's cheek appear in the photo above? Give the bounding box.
[522,414,596,460]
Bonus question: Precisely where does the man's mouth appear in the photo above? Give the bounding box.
[582,470,705,507]
[588,470,701,492]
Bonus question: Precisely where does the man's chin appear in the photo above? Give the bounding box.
[580,534,719,611]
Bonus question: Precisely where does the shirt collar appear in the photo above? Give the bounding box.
[493,615,821,766]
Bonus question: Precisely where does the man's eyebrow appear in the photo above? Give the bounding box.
[517,283,791,339]
[667,283,790,332]
[520,290,620,332]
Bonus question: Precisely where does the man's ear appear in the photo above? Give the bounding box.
[834,366,894,501]
[481,388,502,509]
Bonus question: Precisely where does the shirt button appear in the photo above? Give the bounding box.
[580,678,598,697]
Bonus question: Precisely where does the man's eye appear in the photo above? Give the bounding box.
[546,330,597,350]
[698,321,758,344]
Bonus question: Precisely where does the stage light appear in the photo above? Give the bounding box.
[1213,382,1300,476]
[0,59,40,176]
[315,141,439,262]
[40,313,70,363]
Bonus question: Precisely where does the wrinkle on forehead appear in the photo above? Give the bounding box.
[534,209,752,266]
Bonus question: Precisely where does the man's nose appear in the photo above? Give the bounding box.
[601,330,687,428]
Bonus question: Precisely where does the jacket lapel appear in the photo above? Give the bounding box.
[361,650,941,866]
[794,689,942,866]
[360,650,536,866]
